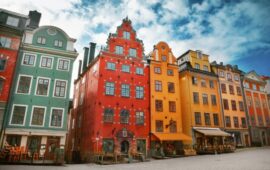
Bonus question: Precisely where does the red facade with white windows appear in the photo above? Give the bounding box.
[67,18,150,162]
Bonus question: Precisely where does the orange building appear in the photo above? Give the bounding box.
[243,71,270,146]
[178,50,234,154]
[211,62,250,147]
[148,42,191,157]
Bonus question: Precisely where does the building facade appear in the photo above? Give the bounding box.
[148,41,191,157]
[0,8,30,145]
[178,50,233,154]
[3,23,78,160]
[211,62,250,147]
[67,18,149,162]
[243,71,270,146]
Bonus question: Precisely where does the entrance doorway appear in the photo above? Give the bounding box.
[244,134,249,147]
[262,131,267,146]
[46,136,60,160]
[121,140,129,154]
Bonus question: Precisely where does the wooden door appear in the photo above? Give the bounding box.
[45,136,60,160]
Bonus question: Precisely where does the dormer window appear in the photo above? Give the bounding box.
[6,16,19,27]
[123,31,130,39]
[54,40,63,47]
[37,37,46,44]
[197,51,202,59]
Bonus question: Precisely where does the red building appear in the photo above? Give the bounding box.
[67,17,149,162]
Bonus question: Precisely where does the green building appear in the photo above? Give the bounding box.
[3,25,78,160]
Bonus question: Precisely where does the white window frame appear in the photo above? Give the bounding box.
[16,74,33,95]
[40,55,53,69]
[115,46,123,54]
[54,40,63,47]
[21,53,37,67]
[136,67,144,75]
[30,105,46,127]
[57,58,70,71]
[53,79,68,98]
[49,107,64,128]
[35,76,51,97]
[9,104,27,126]
[123,31,130,39]
[6,16,19,27]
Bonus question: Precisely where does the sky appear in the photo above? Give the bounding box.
[1,0,270,82]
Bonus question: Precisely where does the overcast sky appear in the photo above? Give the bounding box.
[2,0,270,95]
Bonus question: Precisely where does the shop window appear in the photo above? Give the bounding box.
[27,136,41,153]
[103,139,114,153]
[6,135,21,146]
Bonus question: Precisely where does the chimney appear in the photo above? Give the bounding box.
[27,10,41,29]
[88,42,96,65]
[82,47,89,72]
[78,60,82,77]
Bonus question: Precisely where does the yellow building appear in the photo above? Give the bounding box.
[148,42,191,157]
[211,62,250,147]
[178,50,234,154]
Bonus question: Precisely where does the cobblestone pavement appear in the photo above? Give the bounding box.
[1,147,269,170]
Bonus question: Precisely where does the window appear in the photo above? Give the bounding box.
[6,16,19,27]
[103,108,114,123]
[229,85,234,94]
[233,117,239,128]
[192,76,198,85]
[195,112,201,125]
[0,59,7,71]
[22,54,35,66]
[201,79,206,87]
[54,40,63,47]
[36,77,50,96]
[31,107,45,126]
[167,69,173,76]
[213,114,219,126]
[123,31,130,39]
[169,101,176,112]
[221,84,226,93]
[40,56,53,68]
[129,48,136,57]
[6,135,21,147]
[121,84,130,97]
[239,101,244,111]
[193,92,199,104]
[231,100,237,110]
[156,120,163,132]
[227,73,232,81]
[197,51,202,59]
[135,111,144,125]
[155,100,163,112]
[0,36,11,48]
[258,115,263,126]
[204,113,210,125]
[155,80,162,92]
[168,82,175,93]
[105,82,115,95]
[17,75,32,94]
[241,117,247,128]
[58,59,69,71]
[259,86,264,92]
[135,86,144,99]
[195,63,200,69]
[169,121,177,133]
[154,67,161,74]
[223,99,229,110]
[203,65,208,71]
[161,55,167,61]
[254,98,260,108]
[120,110,129,124]
[136,67,143,75]
[103,139,114,153]
[122,65,130,73]
[236,86,242,96]
[106,62,116,70]
[0,78,4,93]
[202,94,208,105]
[10,105,26,125]
[115,46,123,54]
[234,75,239,81]
[252,84,257,90]
[54,80,67,97]
[219,71,224,77]
[209,80,214,88]
[50,108,63,127]
[211,95,217,105]
[225,116,231,127]
[37,36,46,44]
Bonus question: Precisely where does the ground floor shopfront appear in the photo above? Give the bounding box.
[249,127,270,146]
[192,127,236,154]
[225,129,250,147]
[0,128,66,163]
